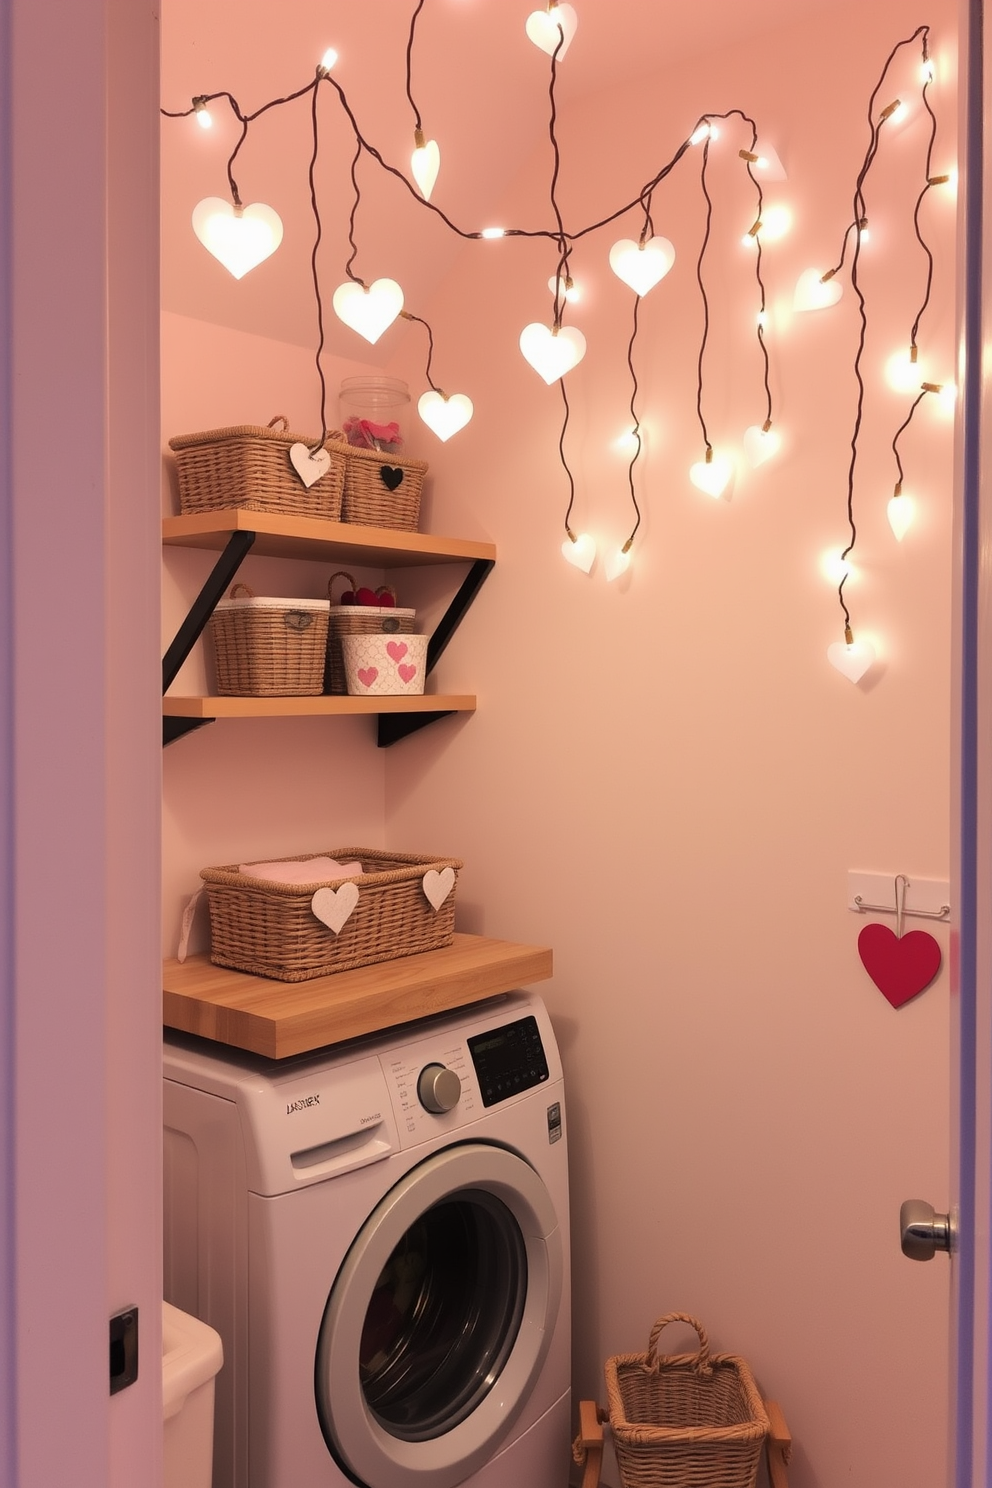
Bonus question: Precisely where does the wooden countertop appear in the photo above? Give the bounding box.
[163,934,553,1059]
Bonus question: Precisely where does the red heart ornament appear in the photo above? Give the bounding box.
[857,923,942,1008]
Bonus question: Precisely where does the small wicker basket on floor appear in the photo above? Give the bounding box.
[201,847,462,981]
[209,584,330,697]
[169,416,346,520]
[341,444,428,531]
[323,571,417,694]
[603,1314,769,1488]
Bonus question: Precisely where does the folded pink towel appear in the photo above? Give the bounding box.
[238,857,363,885]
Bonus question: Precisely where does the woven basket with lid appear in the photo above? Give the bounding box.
[169,416,346,520]
[209,583,329,696]
[604,1315,769,1488]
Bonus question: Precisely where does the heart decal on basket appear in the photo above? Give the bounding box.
[422,867,455,912]
[289,442,331,489]
[311,882,360,936]
[857,922,942,1008]
[386,640,408,662]
[398,663,417,684]
[418,390,474,442]
[332,277,404,344]
[380,466,405,491]
[357,667,378,688]
[519,323,587,384]
[525,3,578,57]
[191,197,284,279]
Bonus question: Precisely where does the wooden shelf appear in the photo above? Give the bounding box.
[163,933,553,1058]
[163,694,476,720]
[163,509,496,568]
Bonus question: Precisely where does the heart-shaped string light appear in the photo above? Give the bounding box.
[743,422,781,468]
[418,390,474,442]
[548,273,581,303]
[609,237,676,296]
[192,198,284,279]
[519,323,587,383]
[793,267,843,312]
[827,629,875,683]
[332,278,404,344]
[525,3,578,57]
[689,450,734,499]
[887,484,914,540]
[411,132,440,200]
[561,531,596,573]
[604,542,633,582]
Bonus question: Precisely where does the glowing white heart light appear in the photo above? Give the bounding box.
[332,277,404,344]
[938,382,958,415]
[820,550,852,584]
[753,142,786,181]
[561,531,596,573]
[318,47,338,73]
[194,99,212,130]
[886,346,924,393]
[743,424,781,468]
[793,267,843,312]
[525,3,578,57]
[690,122,712,145]
[758,204,792,241]
[411,136,440,200]
[827,636,875,683]
[604,544,632,582]
[418,390,474,442]
[887,488,914,541]
[608,237,675,296]
[548,274,581,303]
[192,198,284,279]
[689,451,734,499]
[519,323,586,383]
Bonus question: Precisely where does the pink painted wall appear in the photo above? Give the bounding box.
[381,4,956,1485]
[160,1,957,1484]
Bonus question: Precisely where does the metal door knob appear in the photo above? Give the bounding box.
[417,1062,461,1114]
[900,1199,954,1261]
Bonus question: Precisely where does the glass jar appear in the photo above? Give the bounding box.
[338,376,410,454]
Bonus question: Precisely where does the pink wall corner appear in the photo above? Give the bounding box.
[384,4,956,1485]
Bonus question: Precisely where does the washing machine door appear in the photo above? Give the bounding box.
[315,1141,563,1488]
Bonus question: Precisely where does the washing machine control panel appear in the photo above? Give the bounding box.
[384,1040,478,1139]
[467,1015,549,1107]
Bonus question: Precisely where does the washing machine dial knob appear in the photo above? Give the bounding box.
[417,1063,461,1114]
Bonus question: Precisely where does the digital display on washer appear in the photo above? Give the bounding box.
[467,1015,549,1107]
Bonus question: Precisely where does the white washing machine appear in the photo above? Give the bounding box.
[163,991,570,1488]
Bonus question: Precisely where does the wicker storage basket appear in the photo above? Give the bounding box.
[324,571,417,694]
[169,416,346,519]
[604,1315,769,1488]
[201,848,462,981]
[341,444,428,531]
[209,584,330,696]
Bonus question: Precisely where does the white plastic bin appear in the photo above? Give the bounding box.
[163,1301,224,1488]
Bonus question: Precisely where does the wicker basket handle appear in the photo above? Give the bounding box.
[267,415,289,432]
[230,582,255,599]
[327,571,357,604]
[645,1313,713,1376]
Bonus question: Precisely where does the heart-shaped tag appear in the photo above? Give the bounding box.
[418,390,474,442]
[827,638,875,683]
[609,236,676,296]
[857,922,942,1008]
[311,882,359,935]
[357,666,378,688]
[386,640,408,662]
[689,454,734,499]
[411,139,441,200]
[525,3,578,57]
[398,663,417,684]
[422,866,455,912]
[561,532,596,573]
[519,323,587,384]
[742,425,781,468]
[380,466,404,491]
[332,277,404,344]
[793,268,843,313]
[289,442,331,489]
[191,197,284,280]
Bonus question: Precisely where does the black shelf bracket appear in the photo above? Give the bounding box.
[163,530,256,746]
[377,710,456,747]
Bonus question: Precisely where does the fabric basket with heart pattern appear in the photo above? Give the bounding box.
[200,848,462,981]
[340,444,428,531]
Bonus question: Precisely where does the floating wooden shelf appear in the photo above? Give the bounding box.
[163,694,476,720]
[163,509,496,568]
[163,933,553,1059]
